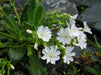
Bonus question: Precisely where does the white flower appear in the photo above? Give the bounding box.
[72,14,78,20]
[69,14,78,25]
[37,25,52,42]
[26,29,32,34]
[73,32,87,49]
[57,28,73,45]
[63,46,76,64]
[77,32,87,49]
[83,21,92,34]
[41,46,60,64]
[68,24,81,37]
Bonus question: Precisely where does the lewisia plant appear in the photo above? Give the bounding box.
[26,14,92,64]
[0,0,93,74]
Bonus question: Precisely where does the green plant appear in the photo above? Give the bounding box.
[85,66,101,75]
[0,0,46,75]
[88,35,101,55]
[0,0,93,75]
[66,63,80,75]
[85,58,101,75]
[83,35,101,75]
[0,0,6,3]
[0,5,5,18]
[0,58,14,75]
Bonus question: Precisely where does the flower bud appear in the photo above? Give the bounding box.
[34,43,38,50]
[10,64,15,70]
[26,29,32,34]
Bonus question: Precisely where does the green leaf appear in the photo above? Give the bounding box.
[3,4,11,15]
[0,5,5,18]
[8,14,21,35]
[33,5,45,28]
[27,48,46,75]
[94,35,101,48]
[0,35,8,40]
[0,32,17,40]
[2,14,21,38]
[38,0,42,2]
[20,3,28,24]
[8,48,26,61]
[85,66,97,74]
[28,0,36,25]
[0,0,6,3]
[87,39,101,51]
[0,20,5,31]
[20,0,37,30]
[8,14,18,29]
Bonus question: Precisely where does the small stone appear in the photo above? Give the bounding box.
[73,46,97,57]
[14,0,25,7]
[41,0,78,15]
[69,0,101,7]
[94,19,101,32]
[78,4,101,27]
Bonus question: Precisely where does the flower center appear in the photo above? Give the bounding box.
[73,28,76,31]
[49,53,53,58]
[66,52,72,57]
[69,53,72,57]
[65,35,68,38]
[40,32,45,37]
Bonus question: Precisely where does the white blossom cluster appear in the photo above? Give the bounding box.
[57,14,92,49]
[26,14,92,64]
